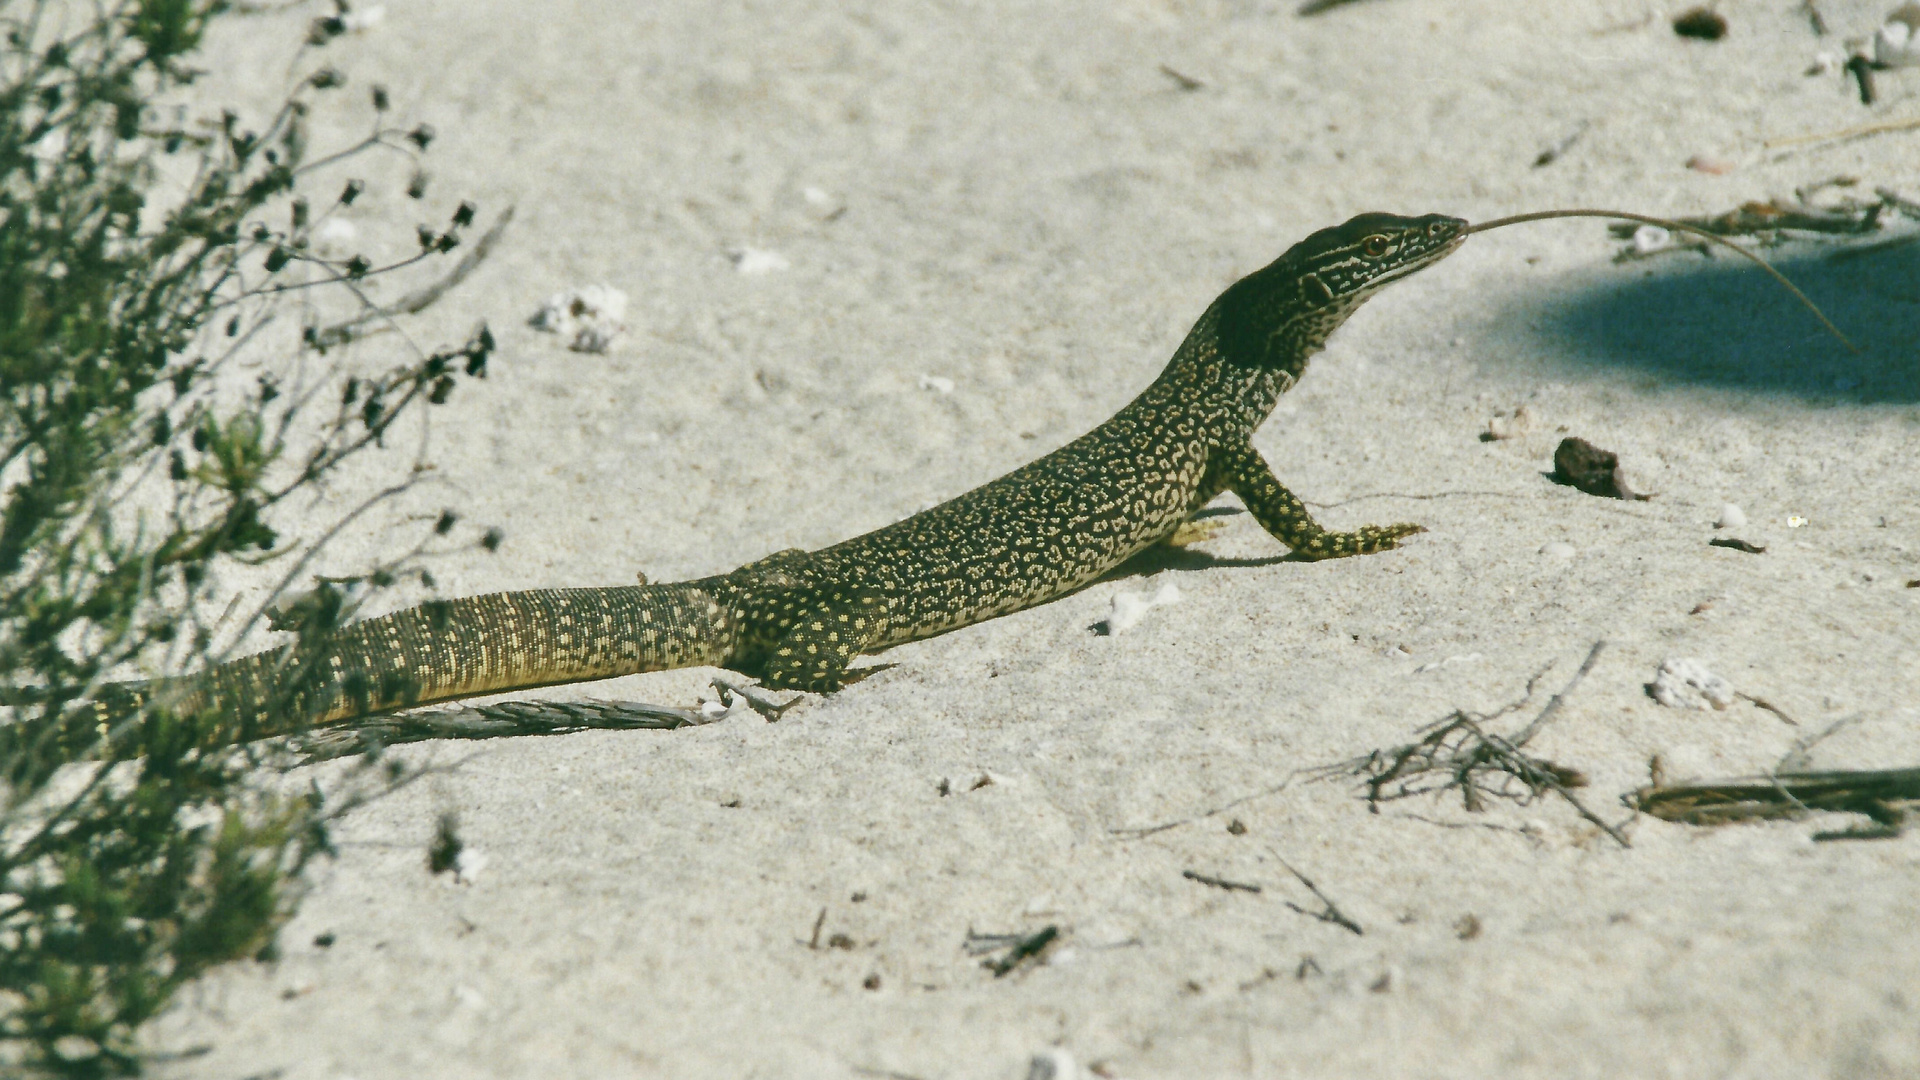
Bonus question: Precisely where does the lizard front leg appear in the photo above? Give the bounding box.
[1214,441,1423,561]
[755,583,889,692]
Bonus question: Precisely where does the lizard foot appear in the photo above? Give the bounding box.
[1290,523,1425,561]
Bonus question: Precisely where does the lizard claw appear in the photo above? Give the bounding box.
[1291,523,1425,561]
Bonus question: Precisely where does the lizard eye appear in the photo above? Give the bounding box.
[1428,221,1447,238]
[1362,234,1390,258]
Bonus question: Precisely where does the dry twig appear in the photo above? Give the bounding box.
[1630,769,1919,840]
[293,696,706,763]
[1274,856,1362,935]
[1319,641,1629,847]
[964,926,1059,977]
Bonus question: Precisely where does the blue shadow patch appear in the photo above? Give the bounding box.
[1511,239,1920,404]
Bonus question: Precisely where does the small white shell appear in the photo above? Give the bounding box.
[1648,658,1736,711]
[311,217,358,257]
[1102,580,1181,635]
[340,4,385,31]
[1879,4,1920,66]
[530,285,628,353]
[732,247,790,275]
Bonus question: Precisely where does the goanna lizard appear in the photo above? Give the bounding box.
[105,211,1469,738]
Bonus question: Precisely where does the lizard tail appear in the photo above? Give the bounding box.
[98,583,736,742]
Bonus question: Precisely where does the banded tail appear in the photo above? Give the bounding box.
[119,583,735,739]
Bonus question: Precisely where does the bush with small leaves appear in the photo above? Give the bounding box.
[0,1,508,1073]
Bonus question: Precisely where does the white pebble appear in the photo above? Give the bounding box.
[340,4,386,31]
[1539,541,1575,559]
[1485,404,1535,441]
[732,247,790,275]
[452,846,488,885]
[1877,6,1920,66]
[1102,580,1181,635]
[311,217,358,256]
[1026,1050,1080,1080]
[801,186,844,219]
[1715,503,1746,529]
[530,285,628,353]
[1787,515,1807,528]
[1632,225,1671,254]
[917,374,955,394]
[1648,658,1736,711]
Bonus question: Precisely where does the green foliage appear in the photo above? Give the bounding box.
[0,1,501,1072]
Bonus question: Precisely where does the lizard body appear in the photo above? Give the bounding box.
[117,212,1468,736]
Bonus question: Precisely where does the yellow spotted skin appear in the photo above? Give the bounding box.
[118,213,1468,733]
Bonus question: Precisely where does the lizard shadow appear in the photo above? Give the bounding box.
[1093,507,1290,584]
[1096,545,1291,584]
[1507,240,1920,404]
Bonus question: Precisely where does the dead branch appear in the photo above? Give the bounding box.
[292,695,707,763]
[1274,856,1362,936]
[1318,641,1629,847]
[312,205,516,348]
[1629,768,1920,840]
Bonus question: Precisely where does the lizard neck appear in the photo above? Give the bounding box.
[1143,304,1320,441]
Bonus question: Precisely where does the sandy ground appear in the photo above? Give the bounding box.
[147,1,1920,1077]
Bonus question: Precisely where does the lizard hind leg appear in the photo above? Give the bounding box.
[1217,441,1424,562]
[755,584,889,692]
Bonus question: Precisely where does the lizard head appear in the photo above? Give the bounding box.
[1216,211,1467,370]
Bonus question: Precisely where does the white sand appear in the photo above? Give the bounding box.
[157,2,1920,1077]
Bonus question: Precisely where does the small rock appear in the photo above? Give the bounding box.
[1631,225,1672,254]
[1098,580,1181,635]
[1551,436,1651,501]
[340,3,386,31]
[1685,155,1736,176]
[732,247,790,275]
[917,374,955,394]
[802,185,845,220]
[452,846,488,885]
[1647,658,1737,711]
[1484,404,1535,441]
[311,217,358,256]
[530,285,628,353]
[1877,3,1920,66]
[1539,541,1576,559]
[1715,503,1746,529]
[1027,1050,1081,1080]
[1672,7,1728,39]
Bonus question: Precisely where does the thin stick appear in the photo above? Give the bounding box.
[1513,639,1606,746]
[1273,856,1362,936]
[1764,114,1920,149]
[1467,209,1859,353]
